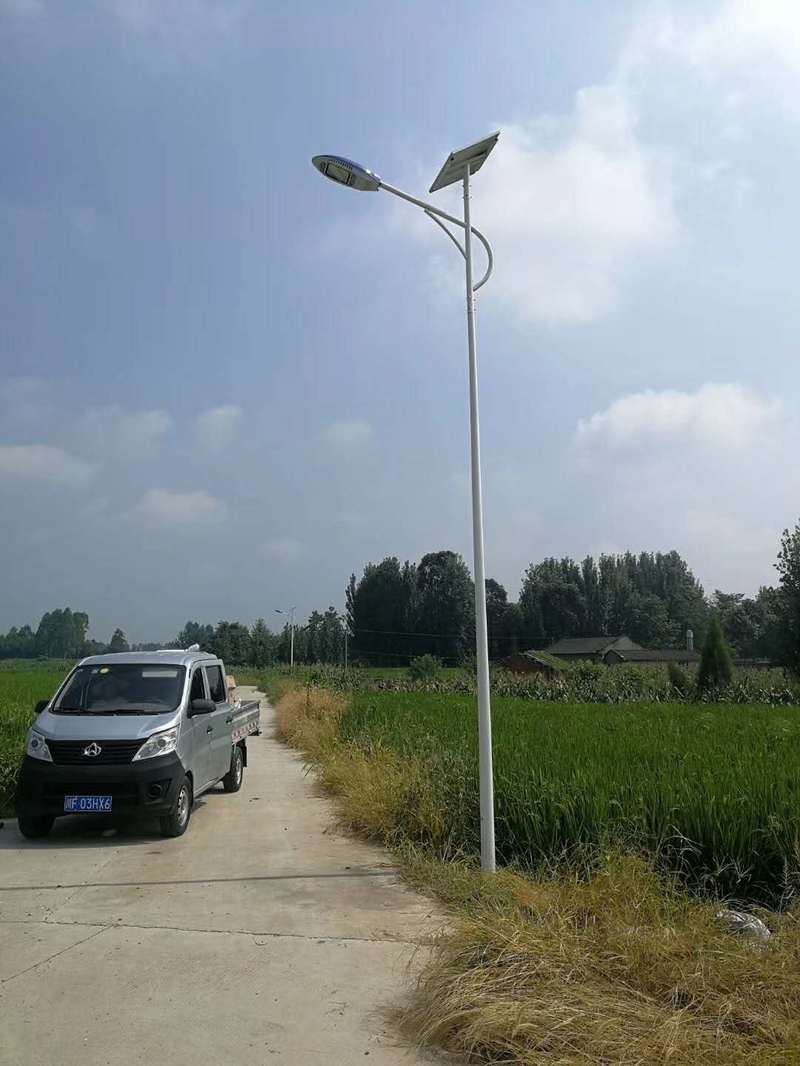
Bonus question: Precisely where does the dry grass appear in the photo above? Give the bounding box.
[275,686,450,848]
[400,853,800,1064]
[274,685,800,1065]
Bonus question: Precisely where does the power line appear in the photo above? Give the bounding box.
[349,626,527,641]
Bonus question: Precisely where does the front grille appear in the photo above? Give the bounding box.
[43,780,139,800]
[48,739,142,765]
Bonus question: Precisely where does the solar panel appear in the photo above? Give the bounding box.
[429,132,500,193]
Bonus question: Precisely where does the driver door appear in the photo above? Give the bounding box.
[187,666,212,792]
[204,663,232,782]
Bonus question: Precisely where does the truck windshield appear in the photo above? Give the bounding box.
[52,664,186,715]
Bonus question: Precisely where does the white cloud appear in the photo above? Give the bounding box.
[136,488,227,527]
[397,84,677,325]
[322,418,374,450]
[391,2,800,328]
[0,444,93,486]
[77,405,172,458]
[577,383,781,451]
[262,538,306,563]
[618,2,800,128]
[639,2,800,81]
[569,381,798,594]
[107,0,247,36]
[195,404,242,453]
[477,89,677,323]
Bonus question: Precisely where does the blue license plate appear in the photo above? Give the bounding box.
[64,795,112,813]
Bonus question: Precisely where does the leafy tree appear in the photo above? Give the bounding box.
[518,551,709,649]
[497,602,525,655]
[520,558,587,645]
[697,614,733,693]
[109,628,129,653]
[484,579,508,658]
[82,639,109,655]
[753,586,785,662]
[249,618,276,668]
[0,624,36,659]
[776,519,800,674]
[176,621,215,650]
[347,557,417,665]
[34,608,89,658]
[415,551,474,663]
[304,607,344,663]
[209,621,252,664]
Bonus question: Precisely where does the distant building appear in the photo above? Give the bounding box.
[544,634,701,667]
[603,647,701,666]
[500,650,566,676]
[545,636,642,662]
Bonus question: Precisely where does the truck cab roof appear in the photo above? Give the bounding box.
[77,651,221,669]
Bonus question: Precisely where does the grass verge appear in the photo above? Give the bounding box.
[272,682,800,1065]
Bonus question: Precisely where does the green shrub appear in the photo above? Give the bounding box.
[697,614,733,694]
[408,654,442,682]
[667,660,689,694]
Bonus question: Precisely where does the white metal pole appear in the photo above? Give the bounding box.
[463,164,496,873]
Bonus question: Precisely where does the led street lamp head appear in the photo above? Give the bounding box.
[312,155,381,192]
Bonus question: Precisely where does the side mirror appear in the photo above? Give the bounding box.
[34,700,50,715]
[189,698,215,717]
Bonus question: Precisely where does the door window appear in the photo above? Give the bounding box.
[205,665,226,704]
[189,669,207,703]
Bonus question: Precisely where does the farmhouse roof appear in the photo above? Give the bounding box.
[514,650,567,671]
[609,648,701,664]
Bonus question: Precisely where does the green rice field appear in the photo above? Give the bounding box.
[0,664,68,815]
[340,692,800,903]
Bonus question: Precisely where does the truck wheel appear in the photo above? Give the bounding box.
[222,744,244,793]
[160,775,191,837]
[18,815,54,839]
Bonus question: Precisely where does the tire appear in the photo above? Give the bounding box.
[18,815,54,839]
[222,744,244,793]
[160,775,191,838]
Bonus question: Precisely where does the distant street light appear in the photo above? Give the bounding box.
[339,615,349,671]
[311,134,499,872]
[274,607,296,668]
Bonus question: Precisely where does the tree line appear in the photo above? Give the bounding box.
[3,518,799,671]
[343,524,800,668]
[0,610,345,669]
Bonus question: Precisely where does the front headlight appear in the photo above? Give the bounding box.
[132,727,179,762]
[26,729,52,762]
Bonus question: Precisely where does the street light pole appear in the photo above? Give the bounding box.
[311,135,500,872]
[340,615,349,671]
[461,164,495,872]
[274,607,296,668]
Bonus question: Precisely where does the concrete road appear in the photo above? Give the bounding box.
[0,688,451,1065]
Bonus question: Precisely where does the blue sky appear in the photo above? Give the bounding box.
[2,0,799,641]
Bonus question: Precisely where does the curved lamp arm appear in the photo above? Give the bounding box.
[379,180,494,291]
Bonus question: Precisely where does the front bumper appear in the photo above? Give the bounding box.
[16,754,185,818]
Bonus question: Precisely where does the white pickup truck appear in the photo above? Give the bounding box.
[16,648,260,839]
